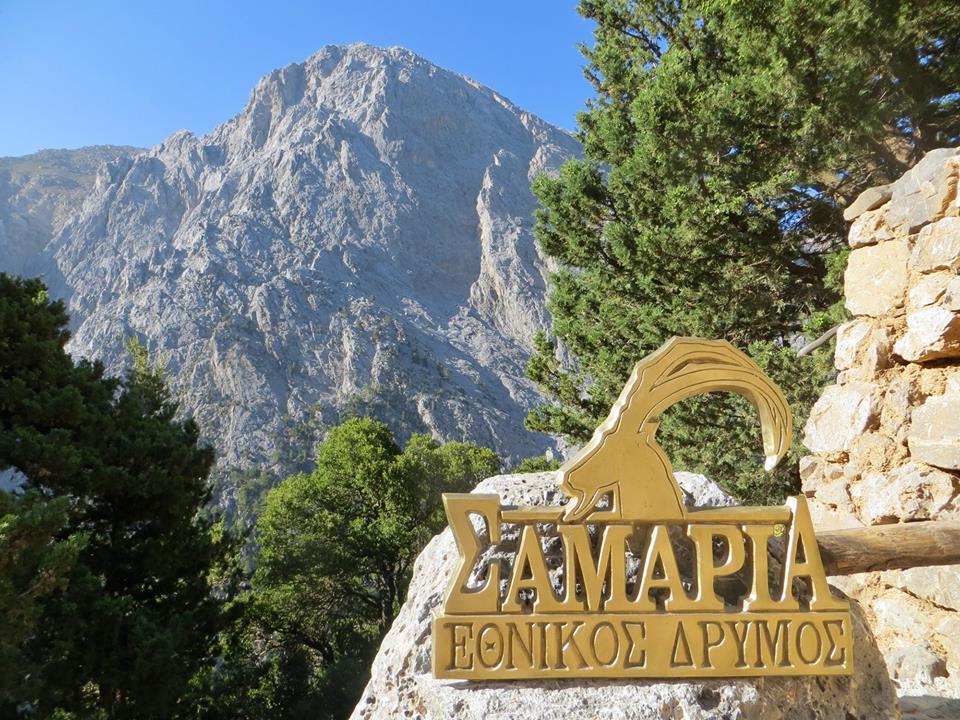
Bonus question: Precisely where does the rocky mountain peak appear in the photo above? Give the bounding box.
[3,45,581,511]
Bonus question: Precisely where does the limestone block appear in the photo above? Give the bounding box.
[847,206,893,248]
[808,498,865,531]
[798,455,824,496]
[844,184,893,222]
[872,593,935,640]
[882,565,960,613]
[947,373,960,396]
[676,470,735,509]
[844,239,910,316]
[857,327,893,379]
[909,391,960,469]
[893,305,960,362]
[803,382,879,454]
[798,455,824,497]
[800,457,852,511]
[833,319,873,370]
[869,591,960,711]
[935,615,960,660]
[907,271,953,308]
[833,322,895,383]
[854,462,956,524]
[886,147,960,234]
[887,641,948,684]
[909,216,960,273]
[817,471,854,511]
[943,275,960,311]
[880,374,920,438]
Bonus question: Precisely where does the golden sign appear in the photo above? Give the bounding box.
[432,338,852,680]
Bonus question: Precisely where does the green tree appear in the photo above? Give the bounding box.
[512,455,562,473]
[0,491,84,705]
[527,0,959,502]
[0,274,226,719]
[224,418,499,720]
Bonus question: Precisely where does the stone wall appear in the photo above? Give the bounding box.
[802,146,960,718]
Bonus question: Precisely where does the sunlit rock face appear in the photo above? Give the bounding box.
[7,44,581,501]
[0,146,141,278]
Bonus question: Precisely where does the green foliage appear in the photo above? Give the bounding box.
[126,334,168,380]
[225,407,330,540]
[0,491,84,703]
[200,418,499,720]
[1,274,501,719]
[232,466,276,534]
[527,0,960,503]
[0,274,226,719]
[513,455,562,473]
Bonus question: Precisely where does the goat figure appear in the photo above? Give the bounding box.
[559,337,792,522]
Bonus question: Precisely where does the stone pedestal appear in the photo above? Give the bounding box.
[350,473,899,720]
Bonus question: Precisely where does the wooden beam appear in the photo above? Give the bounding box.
[816,520,960,575]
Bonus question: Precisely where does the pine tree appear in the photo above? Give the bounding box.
[0,274,225,719]
[527,0,960,502]
[0,491,83,706]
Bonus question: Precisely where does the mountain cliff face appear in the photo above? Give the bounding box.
[0,146,141,278]
[12,44,579,503]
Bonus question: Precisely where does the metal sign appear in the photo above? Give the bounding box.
[432,338,852,680]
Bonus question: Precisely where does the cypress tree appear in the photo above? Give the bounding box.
[527,0,960,502]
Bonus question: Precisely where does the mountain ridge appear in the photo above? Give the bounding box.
[3,43,580,509]
[0,145,143,278]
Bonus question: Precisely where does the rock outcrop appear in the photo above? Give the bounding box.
[802,146,960,718]
[352,472,898,720]
[0,146,141,278]
[1,45,582,506]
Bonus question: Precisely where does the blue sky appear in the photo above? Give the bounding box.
[0,1,595,157]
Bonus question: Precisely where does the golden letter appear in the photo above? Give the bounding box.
[780,496,847,611]
[503,524,565,612]
[451,623,474,669]
[670,622,694,667]
[558,524,632,611]
[634,525,694,611]
[823,619,848,667]
[700,620,725,668]
[687,524,746,610]
[623,621,647,668]
[506,622,535,670]
[742,524,785,611]
[443,494,501,614]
